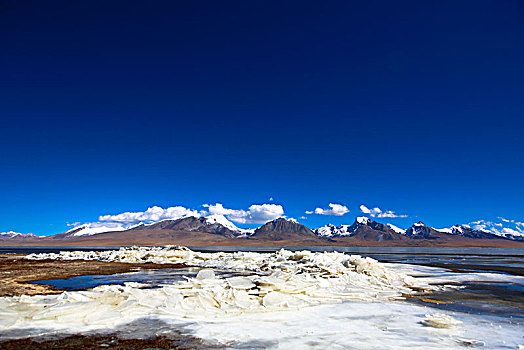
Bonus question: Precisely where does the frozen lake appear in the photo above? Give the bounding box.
[1,246,523,349]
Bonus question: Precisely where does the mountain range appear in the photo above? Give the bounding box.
[1,215,523,247]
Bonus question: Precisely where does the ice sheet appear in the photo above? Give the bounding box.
[3,247,522,349]
[189,301,523,349]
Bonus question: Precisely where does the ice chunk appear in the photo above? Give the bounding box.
[226,277,255,290]
[196,269,216,280]
[421,313,463,328]
[262,291,288,308]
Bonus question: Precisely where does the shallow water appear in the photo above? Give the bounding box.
[28,268,201,291]
[29,268,251,291]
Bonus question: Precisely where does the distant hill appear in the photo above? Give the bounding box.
[134,216,241,238]
[405,222,444,239]
[0,231,39,240]
[436,225,504,240]
[250,218,318,241]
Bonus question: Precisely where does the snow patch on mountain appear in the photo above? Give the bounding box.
[436,227,453,234]
[205,214,239,231]
[65,222,129,237]
[204,214,253,235]
[386,223,406,234]
[436,225,468,235]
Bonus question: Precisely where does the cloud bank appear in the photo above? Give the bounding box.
[203,203,284,224]
[360,205,407,218]
[305,203,349,216]
[99,206,201,225]
[95,203,284,227]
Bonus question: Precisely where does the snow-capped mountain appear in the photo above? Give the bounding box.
[0,231,38,239]
[135,215,252,238]
[314,217,406,242]
[314,218,523,241]
[436,219,524,241]
[349,217,407,241]
[405,222,434,238]
[320,218,524,242]
[53,214,251,239]
[435,224,492,239]
[314,224,352,237]
[469,219,524,240]
[204,214,254,236]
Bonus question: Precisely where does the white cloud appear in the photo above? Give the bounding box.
[99,206,200,225]
[306,203,349,216]
[378,211,408,218]
[203,203,284,224]
[360,205,407,218]
[84,202,284,229]
[360,205,381,216]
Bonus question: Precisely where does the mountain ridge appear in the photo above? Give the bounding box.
[2,216,524,247]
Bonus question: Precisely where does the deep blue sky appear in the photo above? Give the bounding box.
[1,1,523,235]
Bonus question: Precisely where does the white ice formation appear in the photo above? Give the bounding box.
[0,246,437,331]
[1,247,521,348]
[422,313,463,328]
